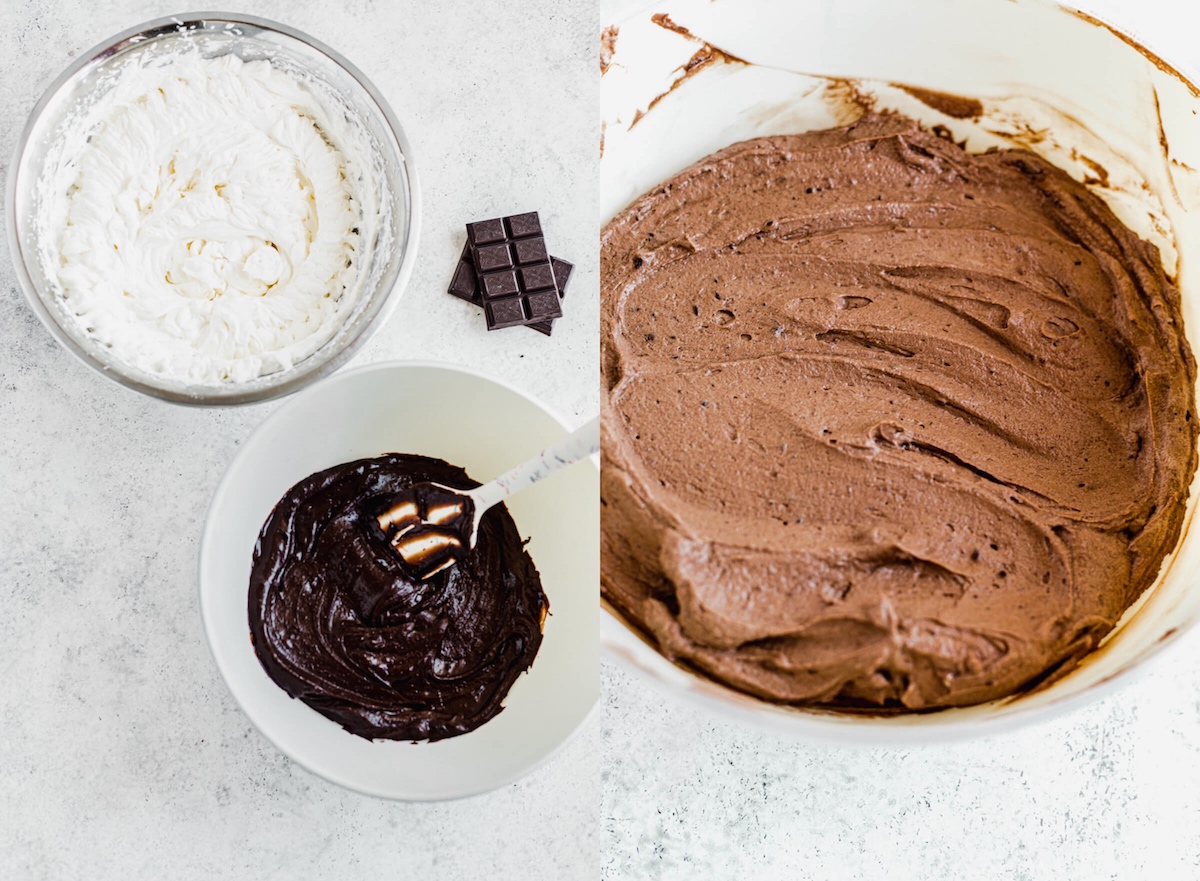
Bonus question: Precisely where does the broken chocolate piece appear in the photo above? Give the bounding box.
[466,212,563,330]
[529,257,575,336]
[447,245,478,303]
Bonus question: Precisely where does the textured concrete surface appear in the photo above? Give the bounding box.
[0,2,596,879]
[602,649,1200,880]
[598,1,1200,879]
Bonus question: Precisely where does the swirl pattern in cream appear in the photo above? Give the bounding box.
[46,52,363,384]
[601,114,1198,711]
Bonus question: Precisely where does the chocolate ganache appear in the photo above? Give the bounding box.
[601,113,1197,711]
[249,454,547,740]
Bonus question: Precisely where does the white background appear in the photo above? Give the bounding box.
[7,1,1200,879]
[0,1,596,879]
[598,1,1200,879]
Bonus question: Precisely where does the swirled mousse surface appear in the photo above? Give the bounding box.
[249,454,547,741]
[600,113,1197,711]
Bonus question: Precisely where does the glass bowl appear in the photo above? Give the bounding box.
[6,13,420,405]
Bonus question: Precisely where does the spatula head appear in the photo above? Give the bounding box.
[376,482,476,579]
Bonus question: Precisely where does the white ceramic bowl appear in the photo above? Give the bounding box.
[199,362,599,799]
[601,0,1200,742]
[8,14,419,405]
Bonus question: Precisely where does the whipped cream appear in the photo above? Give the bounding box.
[43,52,368,385]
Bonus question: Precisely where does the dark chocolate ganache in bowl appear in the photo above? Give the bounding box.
[249,453,547,741]
[601,112,1197,712]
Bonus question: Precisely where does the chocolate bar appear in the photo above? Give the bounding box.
[447,244,574,336]
[466,212,563,330]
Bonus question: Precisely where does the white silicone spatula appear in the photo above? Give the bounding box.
[377,415,600,579]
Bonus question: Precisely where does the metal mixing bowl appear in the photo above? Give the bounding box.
[6,13,420,405]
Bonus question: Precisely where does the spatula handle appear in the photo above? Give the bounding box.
[472,416,600,513]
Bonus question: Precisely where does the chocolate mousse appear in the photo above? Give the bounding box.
[249,454,547,740]
[600,113,1197,711]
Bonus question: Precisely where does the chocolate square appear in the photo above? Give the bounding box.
[506,212,542,238]
[475,243,513,271]
[482,271,520,299]
[552,256,574,290]
[486,298,529,330]
[520,264,556,291]
[514,237,549,265]
[468,218,507,245]
[526,290,561,320]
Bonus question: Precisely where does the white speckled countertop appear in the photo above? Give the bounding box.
[599,1,1200,878]
[0,2,596,878]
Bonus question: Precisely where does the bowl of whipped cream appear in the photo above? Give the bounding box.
[7,14,418,404]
